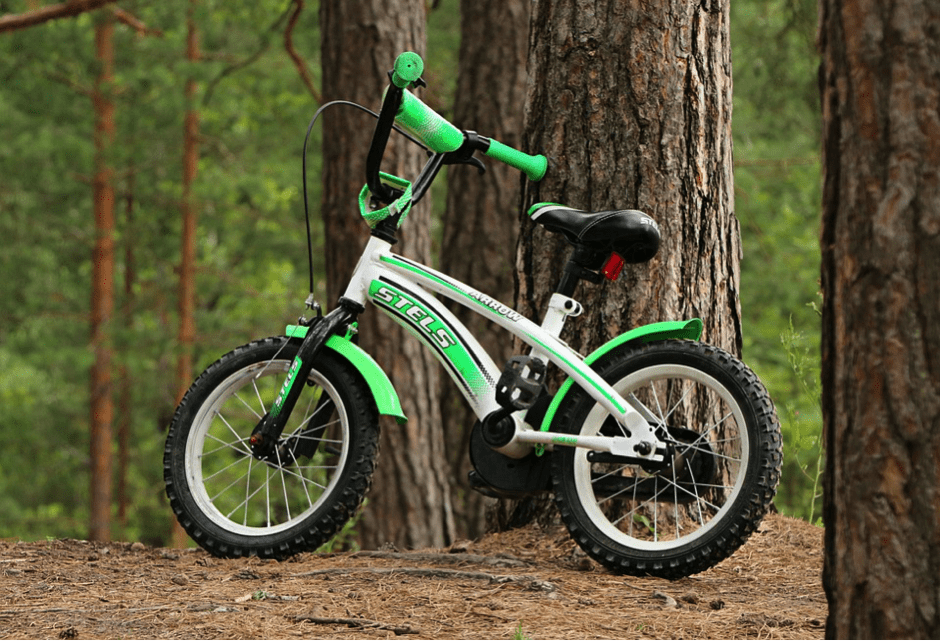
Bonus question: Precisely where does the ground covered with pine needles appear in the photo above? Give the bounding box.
[0,513,825,640]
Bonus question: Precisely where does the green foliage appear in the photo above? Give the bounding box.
[0,0,824,546]
[731,0,823,521]
[512,622,532,641]
[0,0,324,544]
[779,316,824,523]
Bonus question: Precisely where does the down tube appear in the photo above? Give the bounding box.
[366,276,503,420]
[380,254,635,420]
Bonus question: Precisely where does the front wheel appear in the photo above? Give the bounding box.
[163,337,380,559]
[551,340,782,579]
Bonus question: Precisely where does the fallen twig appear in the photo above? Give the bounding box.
[289,615,419,636]
[291,565,542,584]
[351,550,530,568]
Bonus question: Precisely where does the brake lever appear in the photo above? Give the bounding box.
[463,155,487,175]
[442,131,488,175]
[441,153,487,175]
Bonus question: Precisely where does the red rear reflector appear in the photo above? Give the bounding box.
[602,252,625,281]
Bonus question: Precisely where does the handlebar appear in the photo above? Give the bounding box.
[366,52,547,206]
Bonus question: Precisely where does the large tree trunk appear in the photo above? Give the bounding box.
[511,0,740,530]
[320,0,454,549]
[519,0,740,356]
[89,13,116,542]
[439,0,530,541]
[818,0,939,638]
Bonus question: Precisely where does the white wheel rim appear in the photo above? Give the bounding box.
[184,359,350,537]
[573,363,750,552]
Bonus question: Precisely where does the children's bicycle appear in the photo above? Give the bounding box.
[164,52,782,579]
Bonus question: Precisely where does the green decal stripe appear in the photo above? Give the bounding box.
[381,255,465,297]
[526,202,566,217]
[271,356,302,418]
[538,319,704,435]
[526,333,626,414]
[381,255,510,320]
[368,279,490,397]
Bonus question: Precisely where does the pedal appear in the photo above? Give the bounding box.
[495,356,547,411]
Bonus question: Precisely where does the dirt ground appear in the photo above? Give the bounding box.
[0,513,825,640]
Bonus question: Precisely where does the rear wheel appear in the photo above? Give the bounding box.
[552,340,781,578]
[163,337,379,558]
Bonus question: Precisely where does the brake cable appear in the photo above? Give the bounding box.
[300,100,429,306]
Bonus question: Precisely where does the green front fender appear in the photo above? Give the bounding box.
[538,318,703,434]
[286,325,407,425]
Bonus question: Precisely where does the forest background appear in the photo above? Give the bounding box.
[0,0,823,547]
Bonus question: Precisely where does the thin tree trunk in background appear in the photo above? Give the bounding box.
[89,13,116,542]
[818,0,939,637]
[514,0,740,528]
[117,166,135,529]
[173,0,201,549]
[439,0,530,541]
[320,0,454,549]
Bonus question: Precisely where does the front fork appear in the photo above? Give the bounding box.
[248,298,363,460]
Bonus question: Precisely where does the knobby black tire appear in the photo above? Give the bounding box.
[163,336,380,559]
[551,340,782,579]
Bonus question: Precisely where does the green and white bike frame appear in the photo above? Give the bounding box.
[296,233,704,463]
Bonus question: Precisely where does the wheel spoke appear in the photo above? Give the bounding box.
[169,338,381,559]
[252,378,268,417]
[213,411,254,455]
[242,456,253,526]
[588,376,743,539]
[273,448,292,522]
[234,390,264,421]
[202,430,251,458]
[271,460,332,491]
[264,463,272,526]
[648,380,667,426]
[202,452,251,484]
[205,459,251,501]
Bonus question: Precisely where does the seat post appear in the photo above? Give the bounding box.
[555,245,605,297]
[556,267,580,298]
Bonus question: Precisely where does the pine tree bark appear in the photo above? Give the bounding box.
[512,0,740,529]
[519,0,740,356]
[439,0,530,541]
[320,0,454,549]
[89,13,116,542]
[818,0,939,637]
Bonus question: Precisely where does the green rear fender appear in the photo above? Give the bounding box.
[538,318,703,434]
[286,326,407,425]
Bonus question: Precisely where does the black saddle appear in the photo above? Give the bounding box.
[528,203,661,264]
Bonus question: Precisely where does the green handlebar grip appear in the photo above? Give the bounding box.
[391,52,423,88]
[396,90,464,154]
[485,139,547,181]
